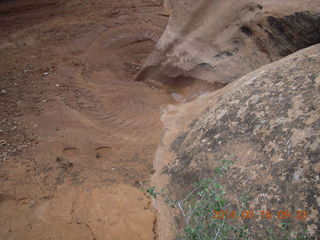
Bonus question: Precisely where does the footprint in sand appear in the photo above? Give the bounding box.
[95,146,112,158]
[62,147,79,158]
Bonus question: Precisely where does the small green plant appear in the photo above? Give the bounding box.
[175,178,244,240]
[240,193,252,209]
[168,177,313,240]
[280,219,294,231]
[166,154,311,239]
[166,198,178,208]
[146,186,159,198]
[214,159,234,175]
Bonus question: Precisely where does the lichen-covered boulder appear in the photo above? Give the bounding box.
[162,44,320,238]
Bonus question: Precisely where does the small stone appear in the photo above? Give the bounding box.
[307,224,317,236]
[43,72,49,76]
[67,162,73,168]
[29,200,37,208]
[171,93,184,102]
[1,89,7,94]
[56,84,59,87]
[314,163,320,174]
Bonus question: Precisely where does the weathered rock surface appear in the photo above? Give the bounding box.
[136,0,320,85]
[154,44,320,239]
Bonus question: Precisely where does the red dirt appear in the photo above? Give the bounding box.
[0,0,174,239]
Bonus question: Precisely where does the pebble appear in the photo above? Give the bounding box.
[1,89,7,94]
[314,163,320,174]
[171,92,184,102]
[29,200,37,208]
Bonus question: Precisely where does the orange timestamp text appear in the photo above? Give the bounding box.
[212,210,308,221]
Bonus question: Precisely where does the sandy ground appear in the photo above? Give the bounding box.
[0,0,176,239]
